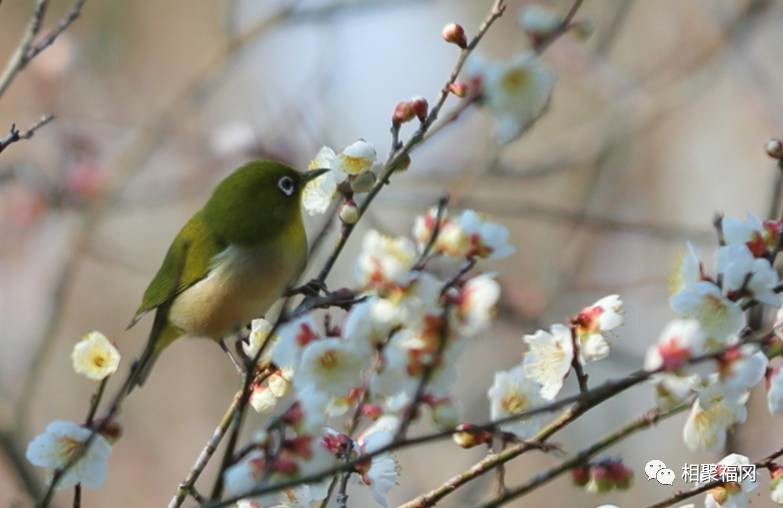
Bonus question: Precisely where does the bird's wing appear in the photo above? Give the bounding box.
[127,211,225,329]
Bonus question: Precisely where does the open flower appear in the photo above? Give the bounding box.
[335,140,377,175]
[302,146,340,216]
[355,422,400,507]
[488,365,548,438]
[522,324,574,400]
[670,281,744,343]
[670,243,703,295]
[356,230,417,290]
[722,212,782,258]
[26,420,112,490]
[412,206,449,251]
[295,338,367,397]
[450,273,500,337]
[705,453,758,508]
[271,315,322,375]
[436,209,515,260]
[716,244,780,307]
[468,52,556,144]
[343,297,403,350]
[243,318,274,361]
[683,383,747,452]
[644,319,710,374]
[572,295,623,362]
[71,331,120,381]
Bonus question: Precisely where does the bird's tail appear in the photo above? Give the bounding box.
[126,309,181,394]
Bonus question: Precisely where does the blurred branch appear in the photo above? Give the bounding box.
[0,429,43,501]
[0,0,86,98]
[480,402,689,508]
[0,115,54,154]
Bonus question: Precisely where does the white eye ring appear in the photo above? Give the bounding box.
[277,176,295,196]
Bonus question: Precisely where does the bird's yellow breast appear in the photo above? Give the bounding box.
[168,229,305,340]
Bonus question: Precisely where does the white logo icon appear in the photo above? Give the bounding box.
[645,459,675,485]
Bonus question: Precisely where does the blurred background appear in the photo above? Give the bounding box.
[1,0,782,506]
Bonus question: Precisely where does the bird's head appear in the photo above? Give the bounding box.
[202,160,329,245]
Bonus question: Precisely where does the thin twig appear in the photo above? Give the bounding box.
[0,115,54,154]
[479,403,690,508]
[569,326,589,393]
[168,390,243,508]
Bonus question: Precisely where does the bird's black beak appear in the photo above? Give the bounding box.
[302,168,330,182]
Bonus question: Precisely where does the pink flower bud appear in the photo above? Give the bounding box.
[448,82,468,98]
[452,423,492,449]
[571,465,591,486]
[442,23,467,48]
[411,96,429,122]
[393,100,416,126]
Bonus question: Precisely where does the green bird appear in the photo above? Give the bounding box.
[126,161,329,390]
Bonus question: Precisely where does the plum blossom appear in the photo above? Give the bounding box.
[644,319,710,373]
[670,243,703,295]
[716,244,780,307]
[522,324,574,400]
[767,367,783,415]
[26,420,112,490]
[334,140,377,176]
[683,383,747,452]
[488,365,548,438]
[722,213,782,257]
[294,337,367,398]
[210,121,256,156]
[519,5,561,39]
[435,209,515,260]
[467,52,556,144]
[355,420,400,507]
[243,318,274,361]
[302,146,340,216]
[71,331,120,381]
[356,230,418,290]
[449,273,501,337]
[271,315,323,375]
[412,206,448,251]
[715,347,768,399]
[771,467,783,504]
[704,454,758,508]
[670,281,744,343]
[572,295,623,362]
[343,297,403,350]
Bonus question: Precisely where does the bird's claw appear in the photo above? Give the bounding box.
[286,279,328,297]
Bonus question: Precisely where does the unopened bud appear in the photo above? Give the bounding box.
[442,23,467,49]
[393,100,415,126]
[448,82,468,98]
[571,20,593,40]
[96,419,122,442]
[588,464,613,493]
[340,200,360,225]
[452,423,492,449]
[571,465,591,487]
[350,171,376,193]
[411,96,428,122]
[767,138,783,160]
[392,153,411,173]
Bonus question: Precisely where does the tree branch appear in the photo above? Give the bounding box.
[0,115,54,154]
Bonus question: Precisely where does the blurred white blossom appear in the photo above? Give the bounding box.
[468,52,556,144]
[436,209,515,260]
[768,367,783,415]
[716,244,780,307]
[704,454,758,508]
[683,383,747,452]
[303,146,340,216]
[356,230,417,290]
[243,318,274,361]
[26,420,112,490]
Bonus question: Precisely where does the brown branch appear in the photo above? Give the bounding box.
[0,115,54,154]
[569,326,589,393]
[168,390,243,508]
[479,402,690,508]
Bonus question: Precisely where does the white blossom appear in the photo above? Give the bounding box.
[450,273,500,337]
[644,319,711,374]
[71,331,120,381]
[436,209,515,260]
[671,281,744,343]
[243,318,274,361]
[295,338,367,398]
[705,454,758,508]
[671,243,702,295]
[210,121,256,156]
[488,365,548,438]
[519,5,561,38]
[356,424,399,507]
[683,384,747,452]
[26,420,112,490]
[522,324,573,400]
[468,52,556,144]
[271,315,322,375]
[343,297,403,349]
[302,146,340,216]
[335,140,377,175]
[356,230,417,290]
[768,367,783,415]
[716,244,780,307]
[573,295,623,362]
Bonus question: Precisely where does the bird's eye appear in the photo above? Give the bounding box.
[277,176,295,196]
